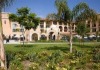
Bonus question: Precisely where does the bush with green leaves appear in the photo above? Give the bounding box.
[28,62,39,70]
[9,59,24,70]
[73,37,79,42]
[24,53,38,62]
[92,46,100,63]
[5,44,100,70]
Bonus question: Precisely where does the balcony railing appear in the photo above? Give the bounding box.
[12,29,24,32]
[40,25,44,28]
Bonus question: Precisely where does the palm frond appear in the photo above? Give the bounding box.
[0,0,14,11]
[72,2,89,18]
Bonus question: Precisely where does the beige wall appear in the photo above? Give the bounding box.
[1,12,11,37]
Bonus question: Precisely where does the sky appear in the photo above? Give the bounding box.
[4,0,100,18]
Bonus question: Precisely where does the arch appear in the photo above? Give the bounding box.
[32,33,38,41]
[64,27,67,32]
[59,26,62,32]
[40,34,47,40]
[53,35,56,40]
[49,32,54,40]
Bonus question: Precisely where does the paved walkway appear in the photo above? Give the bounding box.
[4,40,20,44]
[4,40,100,44]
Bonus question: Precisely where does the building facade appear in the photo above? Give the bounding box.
[1,12,100,41]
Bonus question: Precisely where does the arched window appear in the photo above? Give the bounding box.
[32,33,38,41]
[64,27,67,32]
[59,26,62,32]
[4,20,6,24]
[92,23,96,27]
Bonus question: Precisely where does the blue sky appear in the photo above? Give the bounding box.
[4,0,100,18]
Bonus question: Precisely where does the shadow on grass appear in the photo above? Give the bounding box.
[73,44,100,48]
[14,45,34,48]
[43,46,69,53]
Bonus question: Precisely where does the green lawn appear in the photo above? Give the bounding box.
[5,44,69,53]
[5,43,100,53]
[4,43,100,70]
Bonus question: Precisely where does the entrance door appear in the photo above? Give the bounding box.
[49,32,54,40]
[32,33,38,41]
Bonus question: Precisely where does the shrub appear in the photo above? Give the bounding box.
[73,37,79,42]
[28,62,39,70]
[92,48,100,63]
[9,59,24,70]
[92,63,99,70]
[24,53,38,62]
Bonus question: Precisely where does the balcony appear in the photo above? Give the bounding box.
[53,21,57,25]
[92,23,96,27]
[12,29,24,32]
[41,29,46,33]
[92,28,96,32]
[40,25,44,28]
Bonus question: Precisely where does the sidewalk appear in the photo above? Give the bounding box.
[4,40,20,44]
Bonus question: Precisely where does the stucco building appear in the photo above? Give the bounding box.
[1,12,100,41]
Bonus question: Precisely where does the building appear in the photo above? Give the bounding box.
[1,12,100,41]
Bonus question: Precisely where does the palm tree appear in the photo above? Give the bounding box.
[55,0,97,53]
[0,0,15,69]
[46,13,59,20]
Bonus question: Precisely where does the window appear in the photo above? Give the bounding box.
[72,27,74,30]
[64,27,67,32]
[46,21,52,28]
[46,24,50,28]
[92,28,96,32]
[13,34,16,36]
[4,20,6,24]
[13,28,20,32]
[40,21,44,28]
[20,29,24,32]
[53,21,57,25]
[33,27,36,31]
[12,23,18,28]
[59,22,62,25]
[59,26,62,32]
[41,29,45,33]
[87,23,90,27]
[40,25,44,28]
[40,21,44,25]
[13,29,16,32]
[88,21,90,24]
[14,24,17,27]
[99,23,100,26]
[92,23,96,27]
[72,23,74,27]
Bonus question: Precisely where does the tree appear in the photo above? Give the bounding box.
[9,7,40,46]
[55,0,97,53]
[76,22,89,45]
[46,13,59,20]
[0,0,15,69]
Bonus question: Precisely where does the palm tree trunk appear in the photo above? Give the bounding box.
[26,30,29,43]
[21,26,25,47]
[70,23,73,53]
[0,33,5,68]
[0,17,7,69]
[22,29,24,47]
[82,35,84,46]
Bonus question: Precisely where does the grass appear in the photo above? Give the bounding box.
[5,44,69,54]
[5,43,100,53]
